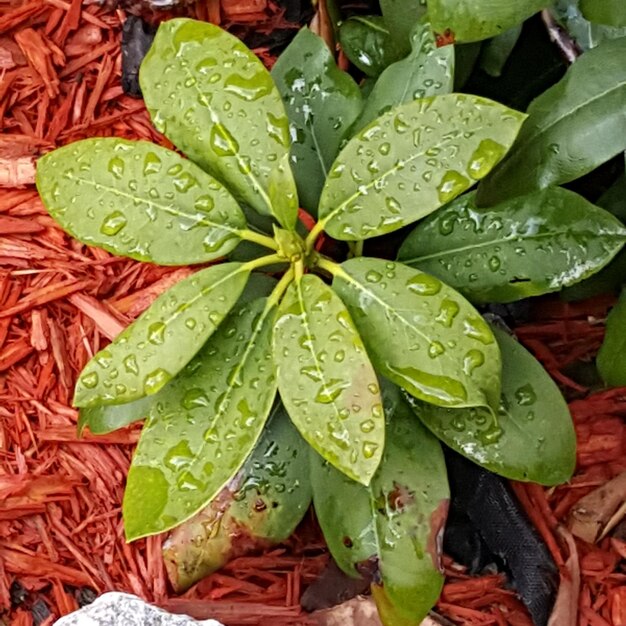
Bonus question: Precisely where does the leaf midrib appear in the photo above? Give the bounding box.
[296,279,345,426]
[189,299,275,484]
[400,227,626,264]
[182,64,275,216]
[69,174,241,236]
[507,76,626,162]
[337,269,451,381]
[320,122,487,230]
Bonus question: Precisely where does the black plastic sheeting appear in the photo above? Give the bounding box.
[444,451,558,626]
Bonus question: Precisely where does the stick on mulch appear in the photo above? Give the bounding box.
[0,1,625,625]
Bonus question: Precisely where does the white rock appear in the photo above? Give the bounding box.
[54,593,224,626]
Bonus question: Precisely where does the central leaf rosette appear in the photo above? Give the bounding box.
[34,16,598,624]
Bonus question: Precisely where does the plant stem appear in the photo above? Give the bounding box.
[267,267,295,307]
[239,229,279,251]
[304,220,326,252]
[315,255,342,277]
[294,257,304,282]
[243,253,283,272]
[348,241,364,258]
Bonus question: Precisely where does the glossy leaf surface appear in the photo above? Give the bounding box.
[274,274,384,485]
[354,23,454,132]
[597,289,626,386]
[140,18,298,228]
[78,393,157,435]
[124,295,277,540]
[36,138,245,265]
[272,28,363,215]
[409,326,576,485]
[332,258,501,411]
[312,382,449,622]
[74,263,250,408]
[580,0,626,26]
[379,0,428,54]
[429,0,548,42]
[163,402,311,591]
[319,94,525,240]
[478,37,626,205]
[398,188,626,303]
[338,16,401,77]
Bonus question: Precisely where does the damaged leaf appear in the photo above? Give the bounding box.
[163,403,311,591]
[311,381,449,623]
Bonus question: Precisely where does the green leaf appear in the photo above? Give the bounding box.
[478,37,626,205]
[332,258,501,411]
[312,382,449,623]
[338,16,402,77]
[271,28,363,216]
[479,25,522,77]
[78,394,156,435]
[140,18,298,229]
[273,274,384,485]
[597,288,626,386]
[318,94,526,241]
[74,263,250,408]
[36,138,246,265]
[581,0,626,26]
[550,0,626,51]
[408,326,576,485]
[354,23,454,132]
[428,0,548,42]
[560,173,626,301]
[398,188,626,304]
[123,295,277,540]
[163,402,311,591]
[380,0,428,54]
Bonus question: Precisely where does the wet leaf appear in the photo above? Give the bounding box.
[273,274,384,485]
[36,138,245,265]
[338,16,402,77]
[597,289,626,386]
[74,263,250,408]
[478,37,626,205]
[163,402,311,591]
[312,382,449,623]
[479,25,522,77]
[550,0,626,51]
[429,0,548,42]
[272,28,363,215]
[124,295,277,540]
[409,326,576,486]
[580,0,626,27]
[78,394,156,435]
[398,188,626,303]
[560,174,626,301]
[318,94,525,241]
[354,23,454,132]
[379,0,428,54]
[332,258,501,411]
[140,18,298,229]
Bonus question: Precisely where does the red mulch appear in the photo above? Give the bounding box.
[0,1,625,625]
